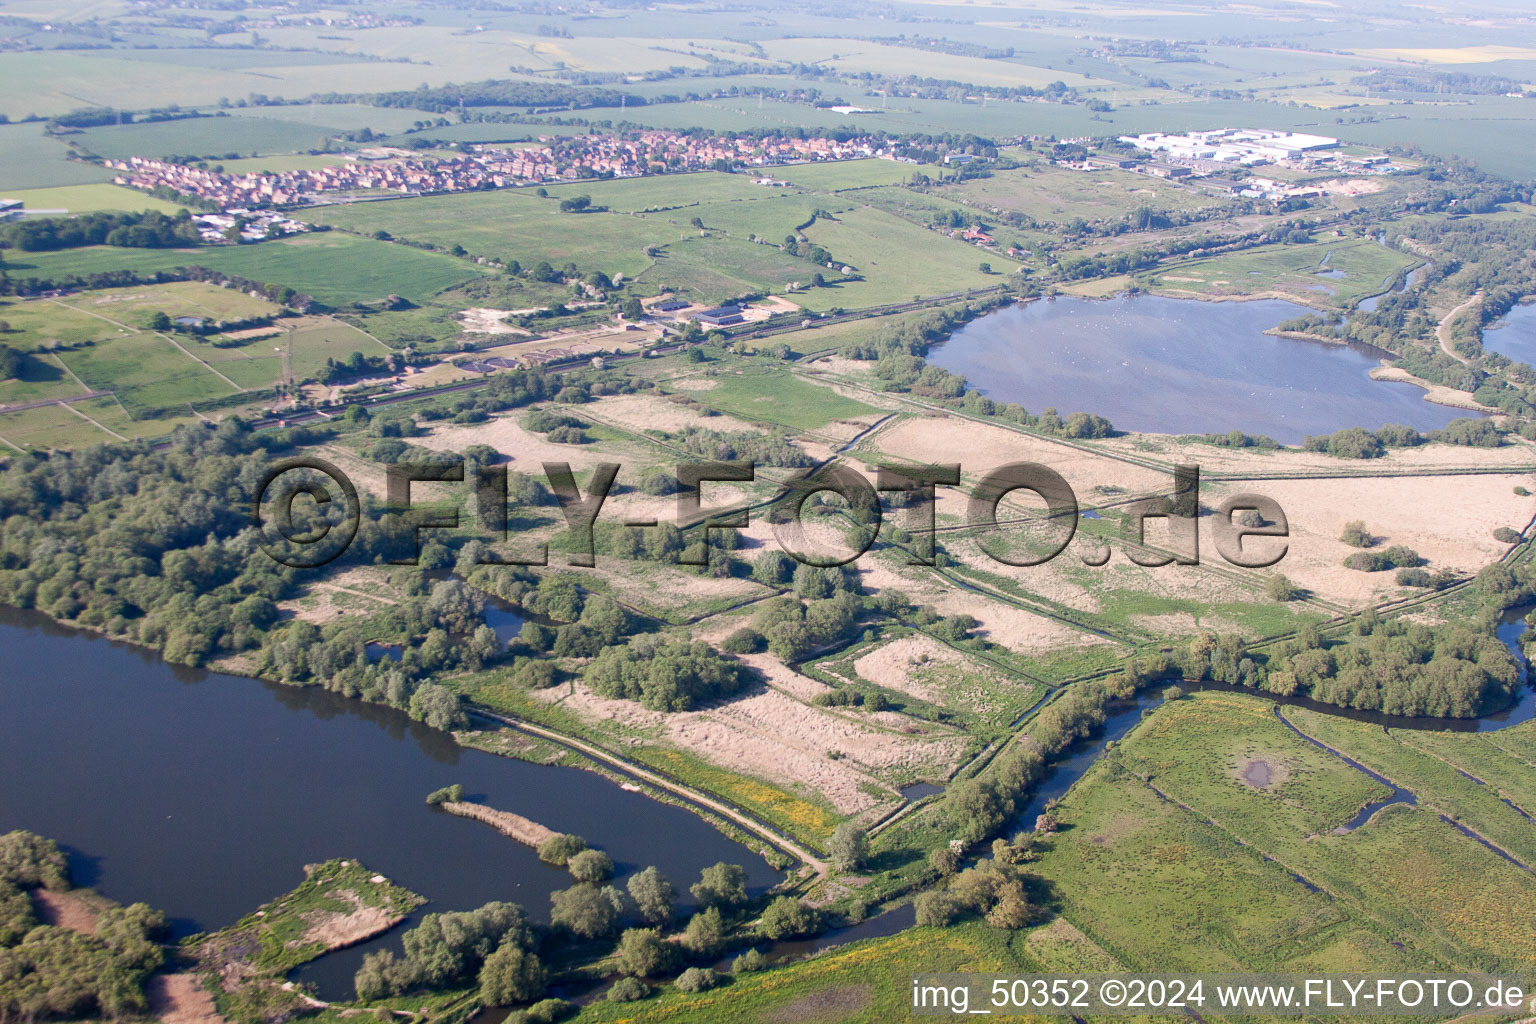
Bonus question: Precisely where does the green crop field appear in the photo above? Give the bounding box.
[6,233,490,307]
[664,367,878,430]
[639,235,819,304]
[58,329,239,413]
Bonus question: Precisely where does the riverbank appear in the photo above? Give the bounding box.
[1367,366,1501,413]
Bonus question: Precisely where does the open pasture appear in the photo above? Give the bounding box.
[0,183,188,214]
[798,207,996,309]
[6,233,488,307]
[661,367,878,431]
[1145,236,1417,308]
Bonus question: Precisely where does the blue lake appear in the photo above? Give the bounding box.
[927,294,1478,444]
[1482,303,1536,366]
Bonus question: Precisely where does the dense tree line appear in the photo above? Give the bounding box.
[0,832,168,1022]
[0,210,201,252]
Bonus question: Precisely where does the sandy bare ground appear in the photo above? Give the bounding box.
[417,412,637,470]
[149,974,226,1024]
[1369,367,1499,412]
[441,801,557,848]
[542,681,962,814]
[1203,472,1536,607]
[853,635,986,705]
[866,415,1172,499]
[667,375,718,391]
[928,587,1111,655]
[582,392,754,434]
[456,307,536,335]
[1110,433,1536,476]
[298,890,402,952]
[31,889,99,934]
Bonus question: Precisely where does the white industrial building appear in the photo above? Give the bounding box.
[1118,128,1339,165]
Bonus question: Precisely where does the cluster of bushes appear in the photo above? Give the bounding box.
[524,409,592,444]
[1196,429,1280,449]
[1301,424,1424,459]
[355,902,541,1003]
[0,832,168,1022]
[0,344,37,381]
[584,637,747,711]
[1344,545,1424,572]
[751,583,864,662]
[915,835,1044,929]
[665,426,813,468]
[1260,615,1519,718]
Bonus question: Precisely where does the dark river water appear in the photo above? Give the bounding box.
[1482,303,1536,367]
[927,294,1477,444]
[0,607,777,999]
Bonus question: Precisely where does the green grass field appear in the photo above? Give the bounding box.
[569,924,1021,1023]
[6,233,489,307]
[304,192,664,281]
[1144,237,1416,309]
[665,367,878,430]
[72,115,340,161]
[1075,692,1536,977]
[0,123,116,192]
[937,164,1208,226]
[0,183,189,214]
[797,207,996,310]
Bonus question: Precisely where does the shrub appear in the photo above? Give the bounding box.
[675,967,719,994]
[758,896,822,940]
[1340,520,1374,547]
[732,948,769,973]
[914,890,960,927]
[479,942,547,1006]
[550,884,623,938]
[607,977,650,1002]
[1264,574,1300,602]
[1383,545,1423,568]
[615,927,673,977]
[538,834,587,866]
[929,847,960,877]
[518,998,574,1024]
[681,906,725,957]
[1396,567,1432,587]
[689,862,747,909]
[626,866,676,926]
[567,849,614,883]
[829,822,869,872]
[1344,551,1392,572]
[1494,526,1522,543]
[720,628,764,654]
[1162,685,1184,702]
[426,784,464,806]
